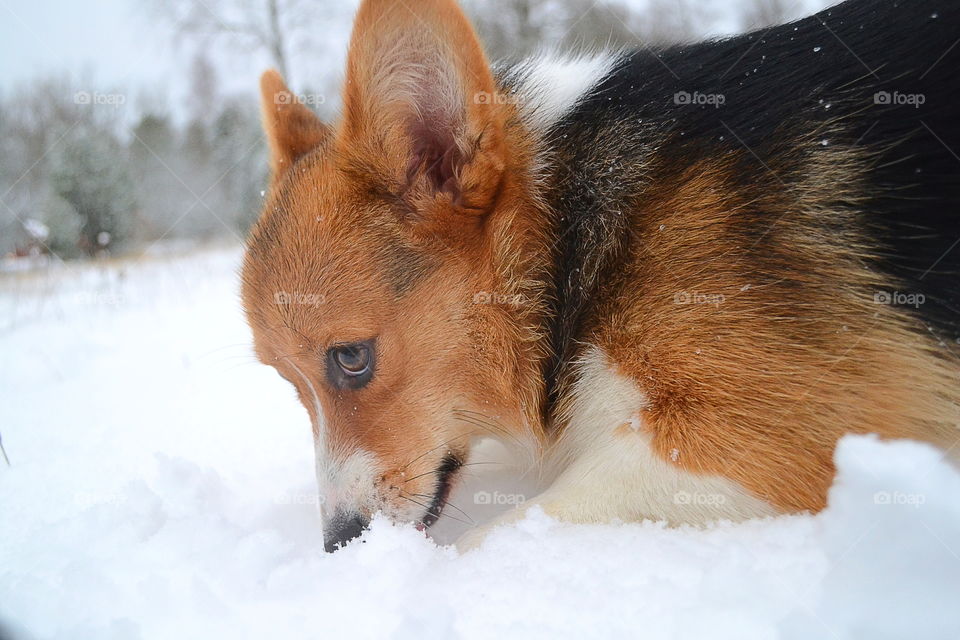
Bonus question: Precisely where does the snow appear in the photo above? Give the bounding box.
[2,246,959,639]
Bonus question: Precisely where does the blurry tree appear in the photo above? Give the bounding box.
[182,50,219,167]
[740,0,795,29]
[182,119,214,166]
[0,101,18,255]
[186,51,219,127]
[39,193,83,259]
[50,126,138,255]
[464,0,713,60]
[151,0,326,80]
[641,0,720,43]
[132,114,176,165]
[130,113,190,240]
[465,0,633,59]
[210,100,267,234]
[0,76,124,257]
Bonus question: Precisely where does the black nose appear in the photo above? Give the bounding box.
[324,513,369,553]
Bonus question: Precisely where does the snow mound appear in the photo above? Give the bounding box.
[1,248,958,639]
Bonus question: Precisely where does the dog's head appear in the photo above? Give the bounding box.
[241,0,540,551]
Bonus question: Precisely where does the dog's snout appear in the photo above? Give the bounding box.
[323,512,369,553]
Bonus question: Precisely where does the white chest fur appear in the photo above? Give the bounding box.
[541,346,777,525]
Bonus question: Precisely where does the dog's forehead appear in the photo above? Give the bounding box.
[244,245,387,364]
[244,175,438,341]
[251,219,383,305]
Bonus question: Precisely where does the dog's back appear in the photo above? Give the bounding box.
[501,0,960,510]
[243,0,960,547]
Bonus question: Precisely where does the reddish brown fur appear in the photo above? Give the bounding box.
[260,71,332,178]
[243,0,959,528]
[243,0,546,522]
[592,150,960,511]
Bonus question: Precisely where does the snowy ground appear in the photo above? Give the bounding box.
[1,245,959,640]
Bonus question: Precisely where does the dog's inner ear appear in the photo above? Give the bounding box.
[404,89,464,200]
[341,0,506,213]
[259,69,331,180]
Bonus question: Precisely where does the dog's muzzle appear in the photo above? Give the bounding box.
[323,510,369,553]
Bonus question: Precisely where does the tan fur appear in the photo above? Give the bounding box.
[259,70,332,179]
[242,0,960,536]
[591,145,960,511]
[242,0,544,525]
[341,0,508,213]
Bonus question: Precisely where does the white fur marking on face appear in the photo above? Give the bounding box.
[503,52,620,132]
[284,361,381,518]
[286,360,327,459]
[318,448,381,518]
[544,346,777,524]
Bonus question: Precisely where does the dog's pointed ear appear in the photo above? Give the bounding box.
[341,0,506,213]
[259,70,332,179]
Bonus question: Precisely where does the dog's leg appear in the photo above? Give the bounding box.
[457,346,776,551]
[456,436,776,550]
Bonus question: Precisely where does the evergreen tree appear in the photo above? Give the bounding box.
[51,127,137,255]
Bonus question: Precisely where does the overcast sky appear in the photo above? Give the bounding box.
[0,0,834,120]
[1,1,175,91]
[0,0,279,118]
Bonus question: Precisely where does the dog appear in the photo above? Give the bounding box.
[241,0,960,552]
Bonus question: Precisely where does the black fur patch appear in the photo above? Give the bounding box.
[518,0,960,421]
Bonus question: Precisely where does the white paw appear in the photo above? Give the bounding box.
[454,506,532,552]
[454,526,492,552]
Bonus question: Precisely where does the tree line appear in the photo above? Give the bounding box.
[0,0,801,261]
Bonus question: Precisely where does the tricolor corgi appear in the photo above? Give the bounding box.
[241,0,960,552]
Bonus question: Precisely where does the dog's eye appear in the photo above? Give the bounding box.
[326,341,375,390]
[335,344,370,374]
